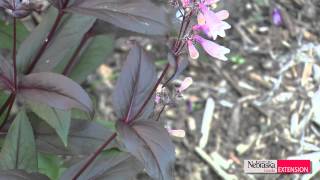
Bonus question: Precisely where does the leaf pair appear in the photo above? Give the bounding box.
[0,170,49,180]
[61,150,142,180]
[34,119,116,156]
[112,45,175,180]
[17,7,96,73]
[117,121,175,180]
[19,72,93,116]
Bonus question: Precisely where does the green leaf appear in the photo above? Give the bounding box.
[38,153,64,180]
[70,34,114,83]
[32,14,96,72]
[30,103,71,147]
[56,34,114,83]
[0,20,29,49]
[34,119,116,156]
[230,55,246,65]
[0,111,37,172]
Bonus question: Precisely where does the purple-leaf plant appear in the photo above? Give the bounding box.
[0,0,230,179]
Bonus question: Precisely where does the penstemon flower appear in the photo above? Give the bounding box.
[180,0,190,7]
[187,40,199,59]
[193,35,230,61]
[197,5,230,39]
[180,0,231,61]
[0,0,40,18]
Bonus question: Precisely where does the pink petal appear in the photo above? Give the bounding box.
[194,35,230,61]
[155,95,161,104]
[193,25,210,36]
[199,5,231,39]
[179,77,193,92]
[180,0,190,7]
[215,10,230,20]
[205,0,220,5]
[197,12,206,25]
[187,40,199,60]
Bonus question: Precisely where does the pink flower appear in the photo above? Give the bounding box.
[204,0,220,6]
[193,24,210,35]
[198,3,231,39]
[180,0,190,7]
[178,77,193,93]
[194,35,230,61]
[197,12,206,25]
[187,40,199,60]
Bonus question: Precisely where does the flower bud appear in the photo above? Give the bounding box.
[178,77,193,93]
[0,0,39,18]
[187,40,199,60]
[180,0,190,7]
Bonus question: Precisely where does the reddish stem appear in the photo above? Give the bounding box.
[130,63,170,123]
[72,132,117,180]
[72,64,171,179]
[0,94,15,130]
[0,93,14,116]
[62,31,91,76]
[25,11,65,74]
[13,17,17,90]
[71,2,194,178]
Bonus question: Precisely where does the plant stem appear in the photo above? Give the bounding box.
[71,3,192,177]
[72,63,171,179]
[130,63,170,122]
[156,104,166,121]
[62,30,91,76]
[13,17,17,90]
[0,93,14,117]
[0,94,15,130]
[72,132,117,180]
[25,11,65,74]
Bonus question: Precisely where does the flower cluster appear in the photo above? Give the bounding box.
[0,0,40,18]
[179,0,231,61]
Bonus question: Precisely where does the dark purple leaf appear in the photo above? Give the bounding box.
[0,170,50,180]
[67,0,170,35]
[34,119,116,155]
[90,20,156,38]
[48,0,63,9]
[61,152,142,180]
[0,57,14,91]
[116,121,175,180]
[16,7,57,73]
[16,8,96,73]
[32,14,96,72]
[18,72,93,115]
[112,44,157,122]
